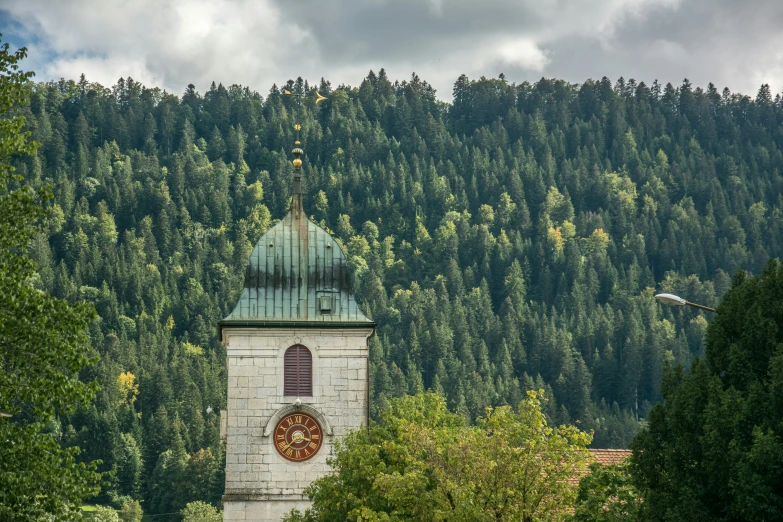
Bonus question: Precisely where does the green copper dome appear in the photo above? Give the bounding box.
[220,84,372,332]
[219,197,375,330]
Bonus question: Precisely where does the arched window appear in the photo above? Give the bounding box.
[284,345,312,397]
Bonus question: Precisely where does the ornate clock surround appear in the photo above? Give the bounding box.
[273,412,323,462]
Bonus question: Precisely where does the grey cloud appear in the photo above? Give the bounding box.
[277,0,546,63]
[542,0,783,93]
[3,0,782,100]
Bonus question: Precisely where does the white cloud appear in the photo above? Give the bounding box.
[44,56,163,88]
[3,0,781,100]
[495,38,550,72]
[5,0,309,93]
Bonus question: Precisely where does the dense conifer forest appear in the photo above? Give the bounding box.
[15,71,783,515]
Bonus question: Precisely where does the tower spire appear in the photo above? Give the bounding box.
[284,79,328,212]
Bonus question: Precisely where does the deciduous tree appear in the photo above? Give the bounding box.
[0,37,101,521]
[285,391,590,522]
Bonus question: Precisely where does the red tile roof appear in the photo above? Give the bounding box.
[569,449,633,485]
[589,448,632,466]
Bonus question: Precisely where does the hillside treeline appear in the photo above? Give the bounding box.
[15,71,783,515]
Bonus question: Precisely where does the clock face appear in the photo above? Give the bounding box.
[273,412,323,462]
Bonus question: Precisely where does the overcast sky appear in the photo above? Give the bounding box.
[2,0,782,101]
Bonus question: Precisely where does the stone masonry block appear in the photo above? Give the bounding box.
[341,368,359,380]
[348,358,365,370]
[223,328,372,520]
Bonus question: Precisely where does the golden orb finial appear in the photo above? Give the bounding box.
[283,79,328,202]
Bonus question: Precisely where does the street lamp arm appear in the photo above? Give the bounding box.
[655,293,716,312]
[655,293,686,306]
[685,301,716,313]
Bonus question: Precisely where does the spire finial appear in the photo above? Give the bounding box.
[284,79,328,209]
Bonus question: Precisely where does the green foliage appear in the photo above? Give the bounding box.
[0,423,102,520]
[115,433,142,498]
[571,463,640,521]
[631,260,783,521]
[91,505,120,521]
[118,500,143,522]
[181,500,222,522]
[0,37,101,520]
[285,391,591,521]
[14,65,783,515]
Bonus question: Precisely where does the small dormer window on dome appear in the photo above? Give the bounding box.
[319,295,333,313]
[218,82,375,333]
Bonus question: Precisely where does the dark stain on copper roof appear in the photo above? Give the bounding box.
[221,198,374,328]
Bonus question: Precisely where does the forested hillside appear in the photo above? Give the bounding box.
[16,71,783,515]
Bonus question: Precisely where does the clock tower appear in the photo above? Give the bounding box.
[219,85,375,521]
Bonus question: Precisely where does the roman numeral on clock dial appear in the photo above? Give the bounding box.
[273,412,323,462]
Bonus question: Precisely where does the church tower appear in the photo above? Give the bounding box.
[219,85,375,521]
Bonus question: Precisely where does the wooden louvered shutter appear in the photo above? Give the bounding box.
[284,345,312,397]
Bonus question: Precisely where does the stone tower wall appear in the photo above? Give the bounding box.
[222,327,373,522]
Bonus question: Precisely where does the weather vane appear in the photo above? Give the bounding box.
[283,81,327,202]
[283,82,327,146]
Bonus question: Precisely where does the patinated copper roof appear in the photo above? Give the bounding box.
[221,85,373,331]
[220,195,375,330]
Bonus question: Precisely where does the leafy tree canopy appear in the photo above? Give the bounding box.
[285,391,591,522]
[571,462,640,522]
[181,500,223,522]
[631,260,783,521]
[0,36,101,521]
